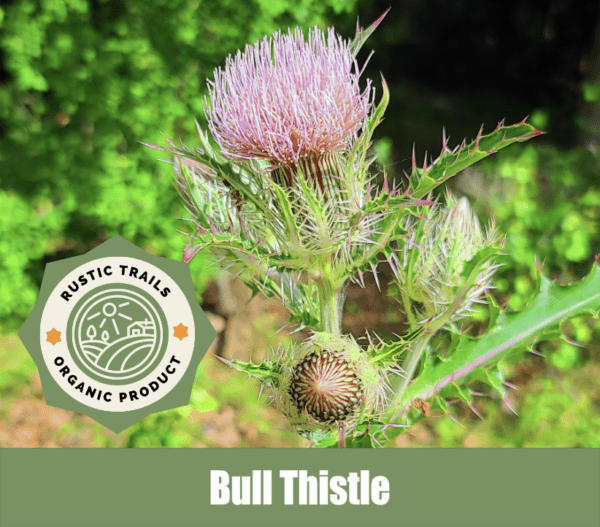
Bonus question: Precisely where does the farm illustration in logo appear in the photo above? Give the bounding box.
[68,285,167,385]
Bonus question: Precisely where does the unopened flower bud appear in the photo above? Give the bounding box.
[395,193,498,321]
[273,332,388,432]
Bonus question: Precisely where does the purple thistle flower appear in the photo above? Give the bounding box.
[204,26,374,176]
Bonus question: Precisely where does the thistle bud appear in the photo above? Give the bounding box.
[290,350,362,422]
[394,193,499,322]
[271,333,388,433]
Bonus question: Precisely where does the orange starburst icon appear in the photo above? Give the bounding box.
[46,328,62,346]
[173,323,189,341]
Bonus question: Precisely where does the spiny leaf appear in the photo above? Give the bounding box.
[344,76,390,208]
[147,130,277,227]
[438,241,501,322]
[361,75,390,147]
[311,417,422,449]
[350,9,390,57]
[369,338,410,367]
[185,235,319,326]
[249,274,319,328]
[395,262,600,414]
[348,195,435,228]
[311,431,339,448]
[339,202,421,283]
[410,120,544,199]
[218,357,280,386]
[434,396,459,423]
[268,179,302,252]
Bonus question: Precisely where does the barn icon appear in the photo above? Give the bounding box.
[127,319,155,337]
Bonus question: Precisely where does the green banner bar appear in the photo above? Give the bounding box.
[1,449,598,527]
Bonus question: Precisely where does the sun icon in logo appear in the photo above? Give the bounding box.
[85,300,134,343]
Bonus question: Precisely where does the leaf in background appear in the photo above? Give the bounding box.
[189,388,219,413]
[177,388,219,417]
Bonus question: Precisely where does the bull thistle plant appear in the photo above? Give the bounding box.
[146,12,600,448]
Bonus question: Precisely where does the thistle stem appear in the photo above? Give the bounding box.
[316,274,345,335]
[392,332,431,400]
[401,287,417,329]
[338,424,346,448]
[388,317,444,421]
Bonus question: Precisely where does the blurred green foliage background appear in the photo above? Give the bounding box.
[1,0,599,447]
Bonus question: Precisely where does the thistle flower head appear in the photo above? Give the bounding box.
[204,26,374,171]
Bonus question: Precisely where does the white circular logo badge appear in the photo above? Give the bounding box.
[40,257,195,412]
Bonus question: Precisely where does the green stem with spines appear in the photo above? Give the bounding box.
[394,332,430,399]
[400,279,418,329]
[315,268,345,335]
[389,316,445,420]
